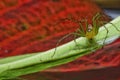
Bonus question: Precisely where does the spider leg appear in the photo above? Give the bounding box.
[92,13,101,22]
[98,21,109,48]
[92,13,102,33]
[72,32,83,50]
[101,21,120,32]
[52,27,85,58]
[78,22,86,35]
[102,25,109,46]
[52,32,75,58]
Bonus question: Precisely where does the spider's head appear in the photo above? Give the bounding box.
[85,24,97,40]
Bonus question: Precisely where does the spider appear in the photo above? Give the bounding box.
[52,13,120,57]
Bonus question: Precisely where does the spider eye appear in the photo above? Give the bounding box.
[87,24,93,32]
[88,29,91,32]
[88,24,92,29]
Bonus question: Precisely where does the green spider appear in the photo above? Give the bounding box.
[52,13,119,57]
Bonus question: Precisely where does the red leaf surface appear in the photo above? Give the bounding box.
[0,0,108,57]
[0,0,120,80]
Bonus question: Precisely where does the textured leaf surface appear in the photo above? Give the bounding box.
[0,0,107,57]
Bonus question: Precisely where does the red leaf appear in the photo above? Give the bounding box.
[0,0,108,57]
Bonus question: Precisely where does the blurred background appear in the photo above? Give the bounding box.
[93,0,120,18]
